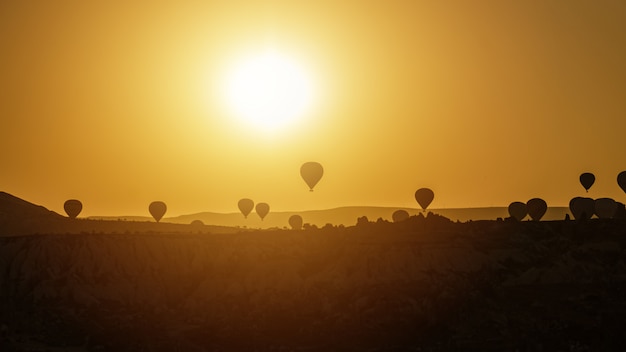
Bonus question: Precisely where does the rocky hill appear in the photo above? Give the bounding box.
[1,217,625,351]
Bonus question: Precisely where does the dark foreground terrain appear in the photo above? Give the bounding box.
[1,216,626,351]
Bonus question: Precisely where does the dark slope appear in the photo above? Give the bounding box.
[0,191,65,235]
[0,191,63,219]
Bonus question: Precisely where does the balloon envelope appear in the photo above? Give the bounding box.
[149,201,167,222]
[618,171,626,194]
[289,214,303,230]
[508,202,527,221]
[300,162,324,191]
[238,198,254,219]
[595,198,617,219]
[615,202,626,219]
[414,188,434,211]
[526,198,547,221]
[64,199,82,219]
[392,209,410,223]
[255,202,270,220]
[579,172,595,192]
[569,197,595,220]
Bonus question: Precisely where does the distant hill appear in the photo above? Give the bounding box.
[0,191,573,234]
[90,205,572,228]
[0,192,238,236]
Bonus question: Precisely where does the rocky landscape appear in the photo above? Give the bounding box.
[1,214,625,351]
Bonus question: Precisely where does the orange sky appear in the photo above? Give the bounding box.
[2,0,626,217]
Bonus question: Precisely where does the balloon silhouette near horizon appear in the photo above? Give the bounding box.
[289,214,303,230]
[618,171,626,194]
[569,197,595,220]
[190,219,204,226]
[392,209,410,223]
[255,202,270,220]
[300,162,323,191]
[414,188,434,211]
[526,198,547,221]
[149,201,167,222]
[64,199,82,219]
[238,198,254,219]
[508,202,527,221]
[579,172,595,192]
[595,198,617,219]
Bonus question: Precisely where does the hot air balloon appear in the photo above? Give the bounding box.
[414,188,434,211]
[618,171,626,194]
[569,197,594,220]
[615,202,626,219]
[289,214,303,230]
[300,162,323,191]
[507,201,527,221]
[526,198,547,221]
[579,172,595,192]
[190,219,204,226]
[64,199,82,219]
[392,209,410,223]
[595,198,617,219]
[255,202,270,220]
[238,198,254,219]
[149,201,167,222]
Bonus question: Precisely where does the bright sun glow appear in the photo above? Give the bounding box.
[221,49,315,132]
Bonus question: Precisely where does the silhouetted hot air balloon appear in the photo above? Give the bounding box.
[618,171,626,194]
[64,199,82,219]
[579,172,595,192]
[190,219,204,226]
[289,214,303,230]
[392,209,410,223]
[238,198,254,219]
[595,198,617,219]
[414,188,434,211]
[255,202,270,220]
[569,197,595,220]
[149,201,167,222]
[615,202,626,219]
[526,198,547,221]
[507,201,527,221]
[300,162,323,191]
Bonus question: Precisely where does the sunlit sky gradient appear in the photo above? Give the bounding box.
[2,1,626,217]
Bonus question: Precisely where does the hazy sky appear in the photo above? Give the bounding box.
[2,0,626,216]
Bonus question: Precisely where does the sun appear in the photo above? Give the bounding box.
[221,49,315,132]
